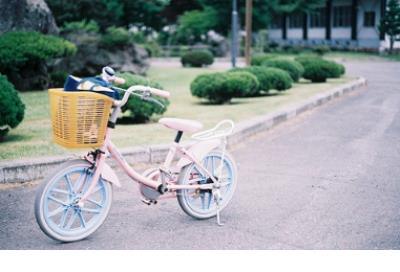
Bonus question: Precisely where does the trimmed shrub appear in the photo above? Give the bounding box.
[181,50,214,67]
[101,27,131,48]
[302,60,340,82]
[190,71,259,104]
[117,72,169,123]
[262,59,304,82]
[225,72,259,98]
[0,31,76,73]
[296,56,346,80]
[312,45,331,55]
[0,74,25,140]
[262,67,293,91]
[250,54,277,66]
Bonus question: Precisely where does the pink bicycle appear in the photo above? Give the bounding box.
[35,83,237,242]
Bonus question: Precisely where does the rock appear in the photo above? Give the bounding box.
[50,31,149,79]
[0,0,59,34]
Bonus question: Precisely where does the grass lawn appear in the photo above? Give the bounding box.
[0,65,353,161]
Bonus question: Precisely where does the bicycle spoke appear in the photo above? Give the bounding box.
[51,188,69,195]
[48,195,67,206]
[64,175,74,194]
[65,210,77,229]
[59,209,69,228]
[81,207,101,214]
[77,212,86,228]
[200,193,206,210]
[207,192,213,209]
[48,206,65,217]
[86,198,103,208]
[73,171,86,193]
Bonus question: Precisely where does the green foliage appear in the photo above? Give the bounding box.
[117,72,169,123]
[190,71,259,104]
[262,59,304,82]
[225,72,260,98]
[176,7,218,43]
[379,0,400,52]
[262,67,293,91]
[229,66,270,96]
[270,0,326,13]
[61,20,100,33]
[143,41,163,57]
[250,54,278,66]
[0,74,25,140]
[47,0,124,30]
[181,50,214,67]
[0,32,77,73]
[49,71,68,88]
[296,56,346,80]
[312,45,331,55]
[101,27,131,47]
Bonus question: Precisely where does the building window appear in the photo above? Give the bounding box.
[364,11,376,27]
[289,12,303,28]
[270,15,282,29]
[309,7,326,28]
[333,6,352,27]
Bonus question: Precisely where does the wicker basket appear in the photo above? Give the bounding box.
[48,88,113,149]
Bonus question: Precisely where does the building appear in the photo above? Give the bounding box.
[268,0,399,50]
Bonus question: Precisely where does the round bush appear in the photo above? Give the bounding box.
[190,71,259,104]
[225,72,259,98]
[296,56,346,81]
[312,45,331,55]
[0,74,25,140]
[262,59,304,82]
[262,67,293,91]
[181,50,214,67]
[229,66,291,94]
[302,61,338,83]
[117,72,169,123]
[250,54,277,66]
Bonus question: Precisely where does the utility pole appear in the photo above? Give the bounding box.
[231,0,238,67]
[245,0,253,66]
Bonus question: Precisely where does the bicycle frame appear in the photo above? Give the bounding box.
[78,127,220,205]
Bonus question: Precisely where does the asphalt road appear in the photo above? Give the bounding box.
[1,60,400,249]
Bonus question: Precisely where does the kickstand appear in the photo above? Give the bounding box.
[213,190,224,226]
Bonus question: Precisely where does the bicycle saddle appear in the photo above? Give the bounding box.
[159,118,203,133]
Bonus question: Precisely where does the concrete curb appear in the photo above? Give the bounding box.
[0,77,367,184]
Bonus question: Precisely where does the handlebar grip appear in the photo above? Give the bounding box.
[113,77,126,85]
[148,87,170,98]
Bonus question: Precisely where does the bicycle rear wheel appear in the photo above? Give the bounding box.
[177,150,237,219]
[34,159,113,242]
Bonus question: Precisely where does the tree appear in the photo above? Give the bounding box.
[46,0,124,30]
[269,0,326,14]
[379,0,400,53]
[176,7,218,43]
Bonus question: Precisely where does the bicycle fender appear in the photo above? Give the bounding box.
[176,139,220,169]
[101,163,121,187]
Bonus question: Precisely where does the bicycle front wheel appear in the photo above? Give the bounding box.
[34,159,113,242]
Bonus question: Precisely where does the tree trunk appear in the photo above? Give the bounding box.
[390,36,395,54]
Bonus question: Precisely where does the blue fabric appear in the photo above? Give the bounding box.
[63,75,120,100]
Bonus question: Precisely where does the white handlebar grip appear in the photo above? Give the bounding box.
[113,77,126,85]
[149,87,170,98]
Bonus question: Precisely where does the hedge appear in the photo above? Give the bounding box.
[262,59,304,82]
[250,54,277,66]
[0,74,25,140]
[190,71,259,104]
[181,50,214,67]
[295,56,346,82]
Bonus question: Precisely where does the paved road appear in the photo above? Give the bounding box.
[1,60,400,249]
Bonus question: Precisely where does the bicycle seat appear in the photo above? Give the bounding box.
[159,118,203,133]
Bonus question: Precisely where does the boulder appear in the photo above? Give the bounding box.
[0,0,59,34]
[50,31,149,79]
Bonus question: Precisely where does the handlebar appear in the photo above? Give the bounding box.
[113,85,170,108]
